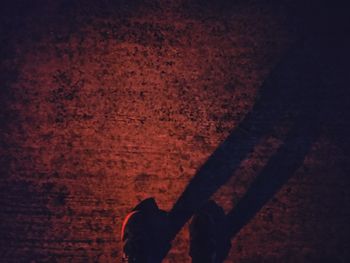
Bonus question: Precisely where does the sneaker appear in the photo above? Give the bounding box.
[121,198,171,263]
[189,201,231,263]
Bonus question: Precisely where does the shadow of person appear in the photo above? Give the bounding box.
[167,38,323,236]
[216,112,320,262]
[215,42,350,263]
[120,2,350,260]
[165,18,350,263]
[120,33,350,262]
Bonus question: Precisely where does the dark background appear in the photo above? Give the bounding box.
[1,0,349,262]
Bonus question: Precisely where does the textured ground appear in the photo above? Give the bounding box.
[1,1,349,262]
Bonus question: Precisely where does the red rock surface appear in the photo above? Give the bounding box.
[1,1,349,262]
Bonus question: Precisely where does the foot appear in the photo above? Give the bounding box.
[189,200,231,263]
[121,198,171,263]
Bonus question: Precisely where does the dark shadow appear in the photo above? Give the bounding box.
[167,39,322,240]
[163,23,350,263]
[216,113,320,262]
[153,2,350,261]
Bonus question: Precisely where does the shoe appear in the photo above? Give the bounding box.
[189,201,231,263]
[121,198,171,263]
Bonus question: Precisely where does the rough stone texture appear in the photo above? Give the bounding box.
[1,1,349,262]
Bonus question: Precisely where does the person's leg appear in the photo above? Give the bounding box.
[189,201,230,263]
[121,198,171,263]
[121,198,230,263]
